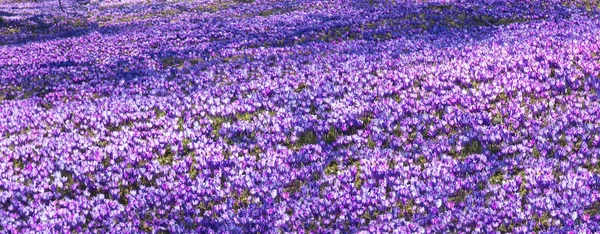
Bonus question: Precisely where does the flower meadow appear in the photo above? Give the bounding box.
[1,0,600,232]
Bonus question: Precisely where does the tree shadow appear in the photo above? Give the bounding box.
[253,0,576,50]
[0,11,17,17]
[0,12,84,45]
[0,0,596,101]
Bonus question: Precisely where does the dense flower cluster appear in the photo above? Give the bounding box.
[1,0,600,232]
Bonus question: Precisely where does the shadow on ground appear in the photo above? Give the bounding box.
[0,0,595,101]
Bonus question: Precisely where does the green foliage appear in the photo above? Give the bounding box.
[194,3,225,13]
[311,171,322,181]
[324,126,338,144]
[250,145,262,161]
[71,18,88,28]
[98,140,110,147]
[182,138,192,155]
[12,158,24,171]
[223,55,245,63]
[552,169,563,182]
[232,189,251,211]
[189,152,198,180]
[427,4,453,11]
[259,8,282,17]
[318,25,362,42]
[434,108,445,119]
[158,145,174,165]
[319,182,329,197]
[309,104,317,115]
[353,161,363,190]
[196,199,214,216]
[585,201,600,216]
[190,58,201,65]
[533,212,551,232]
[490,170,504,185]
[532,145,541,158]
[583,161,600,174]
[285,208,294,216]
[391,93,402,103]
[396,199,415,218]
[413,79,421,88]
[139,220,153,233]
[160,56,184,68]
[497,91,508,102]
[222,149,232,160]
[325,160,339,175]
[360,112,373,126]
[392,125,403,137]
[294,83,308,93]
[497,223,515,233]
[236,112,256,121]
[415,155,427,168]
[177,117,185,131]
[107,124,122,132]
[518,172,528,197]
[387,159,397,169]
[210,116,228,137]
[492,113,503,125]
[154,107,166,119]
[118,181,139,205]
[464,139,483,155]
[449,189,469,203]
[575,139,583,151]
[361,210,380,225]
[102,156,111,167]
[303,222,318,234]
[284,180,304,195]
[38,101,54,110]
[297,130,318,146]
[55,171,75,197]
[367,135,376,149]
[558,133,567,147]
[487,143,501,154]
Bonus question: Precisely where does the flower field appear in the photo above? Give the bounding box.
[1,0,600,232]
